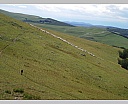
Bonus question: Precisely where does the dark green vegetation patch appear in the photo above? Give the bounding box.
[118,49,128,70]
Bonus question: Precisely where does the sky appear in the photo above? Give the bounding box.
[0,4,128,29]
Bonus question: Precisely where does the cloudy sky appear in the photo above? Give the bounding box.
[0,4,128,29]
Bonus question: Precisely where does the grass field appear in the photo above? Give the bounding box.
[0,13,128,100]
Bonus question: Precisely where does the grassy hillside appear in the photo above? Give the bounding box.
[107,27,128,38]
[0,9,43,21]
[0,9,74,27]
[32,23,128,49]
[0,13,128,100]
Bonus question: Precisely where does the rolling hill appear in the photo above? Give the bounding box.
[107,27,128,38]
[66,21,128,38]
[0,9,74,27]
[0,12,128,100]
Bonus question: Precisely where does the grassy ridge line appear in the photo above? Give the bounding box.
[0,9,74,27]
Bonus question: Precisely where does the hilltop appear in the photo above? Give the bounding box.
[0,9,74,27]
[0,13,128,100]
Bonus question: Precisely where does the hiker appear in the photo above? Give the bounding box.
[21,70,23,75]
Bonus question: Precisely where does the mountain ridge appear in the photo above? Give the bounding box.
[0,9,74,27]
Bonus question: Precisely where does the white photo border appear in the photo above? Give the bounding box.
[0,0,128,104]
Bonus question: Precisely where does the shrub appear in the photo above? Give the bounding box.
[119,50,123,59]
[122,49,128,59]
[118,49,128,70]
[5,90,11,94]
[13,88,24,93]
[119,49,128,59]
[120,59,128,70]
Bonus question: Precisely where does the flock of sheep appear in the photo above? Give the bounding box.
[29,24,96,57]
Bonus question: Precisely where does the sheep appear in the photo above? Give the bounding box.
[29,23,97,58]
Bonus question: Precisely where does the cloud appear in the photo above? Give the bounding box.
[26,4,128,28]
[18,5,27,8]
[32,4,128,21]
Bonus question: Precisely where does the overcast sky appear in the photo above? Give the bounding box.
[0,4,128,29]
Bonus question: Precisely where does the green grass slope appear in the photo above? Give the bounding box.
[0,13,128,100]
[0,9,42,21]
[33,23,128,49]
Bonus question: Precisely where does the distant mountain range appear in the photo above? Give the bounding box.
[64,21,93,27]
[64,21,108,28]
